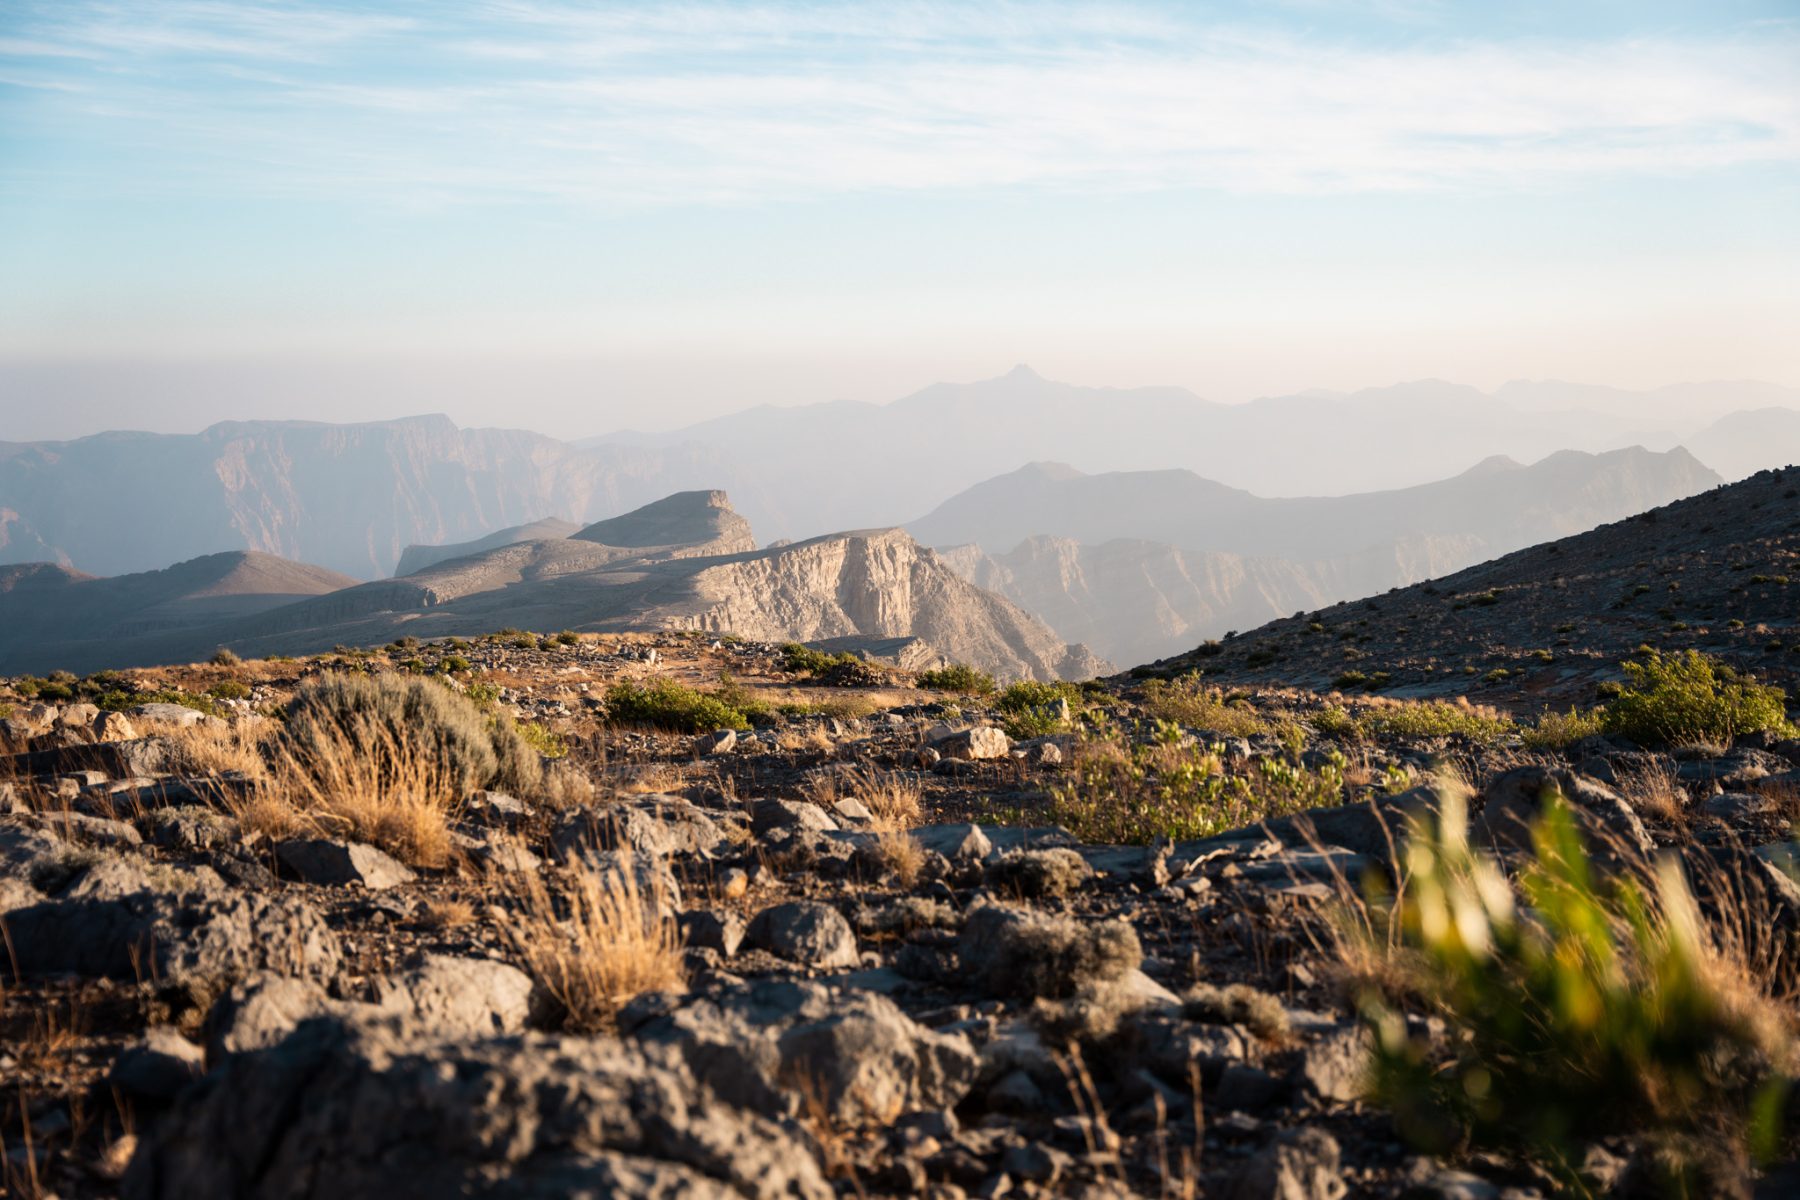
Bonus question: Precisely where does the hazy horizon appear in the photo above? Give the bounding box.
[4,1,1798,442]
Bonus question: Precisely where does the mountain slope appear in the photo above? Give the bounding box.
[1684,408,1800,483]
[395,517,582,577]
[920,448,1717,666]
[0,551,359,672]
[1144,467,1800,709]
[0,494,1104,681]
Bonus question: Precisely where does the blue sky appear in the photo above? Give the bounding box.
[2,1,1797,438]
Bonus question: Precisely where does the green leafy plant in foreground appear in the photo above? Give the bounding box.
[1358,789,1794,1189]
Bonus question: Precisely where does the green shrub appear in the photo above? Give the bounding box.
[517,720,568,759]
[995,680,1080,738]
[1521,707,1607,751]
[464,680,502,706]
[1358,790,1793,1186]
[94,687,222,717]
[604,679,750,732]
[1139,676,1279,739]
[915,663,997,696]
[206,679,251,701]
[1359,701,1515,743]
[1049,720,1345,843]
[1601,650,1791,746]
[1333,670,1370,690]
[554,630,580,646]
[283,672,541,797]
[439,655,472,674]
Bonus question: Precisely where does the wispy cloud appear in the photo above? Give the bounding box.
[3,1,1797,207]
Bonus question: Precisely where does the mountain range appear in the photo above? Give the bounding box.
[3,369,1794,581]
[918,448,1719,666]
[0,492,1102,681]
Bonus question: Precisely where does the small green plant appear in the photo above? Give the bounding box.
[439,655,472,674]
[1359,701,1515,742]
[1357,790,1794,1187]
[555,630,580,646]
[1601,650,1791,746]
[604,679,751,732]
[1522,707,1607,751]
[915,663,997,696]
[1139,676,1282,739]
[517,720,569,759]
[206,679,251,701]
[1333,670,1370,690]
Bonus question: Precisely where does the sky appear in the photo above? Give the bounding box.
[2,0,1798,441]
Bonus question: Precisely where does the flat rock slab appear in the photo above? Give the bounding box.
[276,838,416,889]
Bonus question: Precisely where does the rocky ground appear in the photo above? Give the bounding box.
[2,631,1799,1199]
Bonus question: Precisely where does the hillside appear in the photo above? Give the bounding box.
[1685,408,1800,482]
[0,493,1102,681]
[394,517,581,576]
[925,448,1717,666]
[1143,467,1800,709]
[0,551,358,672]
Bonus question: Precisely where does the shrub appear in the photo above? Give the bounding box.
[439,654,472,674]
[505,856,685,1032]
[282,671,541,799]
[517,720,568,759]
[94,687,222,717]
[1601,651,1791,746]
[995,679,1080,738]
[1356,790,1794,1186]
[1139,677,1277,739]
[206,679,251,701]
[780,642,848,676]
[604,679,750,732]
[210,648,242,667]
[1521,707,1607,751]
[1049,720,1345,843]
[1358,701,1514,743]
[915,663,996,696]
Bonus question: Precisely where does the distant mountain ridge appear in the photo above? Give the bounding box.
[921,447,1719,666]
[0,492,1103,681]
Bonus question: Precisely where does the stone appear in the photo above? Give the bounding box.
[914,823,993,863]
[126,1015,834,1200]
[1475,767,1653,861]
[93,711,139,742]
[625,978,977,1126]
[7,886,341,985]
[957,902,1140,1000]
[128,703,208,728]
[276,838,416,889]
[110,1028,206,1103]
[207,973,349,1058]
[745,901,860,969]
[373,955,534,1036]
[553,795,726,862]
[983,848,1094,898]
[681,908,748,957]
[55,702,101,730]
[1222,1128,1347,1200]
[1296,1024,1367,1102]
[937,727,1011,762]
[751,797,839,838]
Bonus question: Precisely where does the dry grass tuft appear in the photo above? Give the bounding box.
[871,829,926,886]
[248,719,461,868]
[803,762,923,832]
[505,856,685,1032]
[1613,758,1689,826]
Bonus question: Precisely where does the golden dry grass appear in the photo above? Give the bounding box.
[801,762,923,832]
[1612,758,1689,825]
[504,855,685,1032]
[244,719,461,868]
[141,719,271,783]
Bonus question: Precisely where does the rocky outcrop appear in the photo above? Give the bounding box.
[394,517,581,576]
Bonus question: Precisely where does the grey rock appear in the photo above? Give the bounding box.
[373,955,534,1036]
[276,838,416,889]
[937,727,1011,761]
[1296,1024,1367,1102]
[1213,1063,1285,1113]
[751,797,839,838]
[681,909,748,958]
[744,901,860,969]
[146,807,239,852]
[913,823,993,863]
[553,795,726,860]
[625,978,977,1126]
[7,886,341,985]
[1223,1128,1346,1200]
[125,1014,834,1200]
[957,902,1139,1000]
[1476,767,1652,861]
[983,848,1094,898]
[698,728,738,755]
[110,1028,205,1103]
[207,973,350,1058]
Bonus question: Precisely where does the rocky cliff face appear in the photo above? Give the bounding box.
[0,416,741,579]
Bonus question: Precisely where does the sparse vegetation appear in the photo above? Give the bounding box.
[915,663,997,696]
[1139,676,1280,739]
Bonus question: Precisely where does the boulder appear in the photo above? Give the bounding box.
[751,798,839,838]
[744,901,860,969]
[1475,766,1653,861]
[110,1028,206,1103]
[553,795,725,861]
[373,955,534,1036]
[1222,1128,1347,1200]
[276,838,416,889]
[936,727,1011,762]
[126,1015,834,1200]
[957,902,1140,1000]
